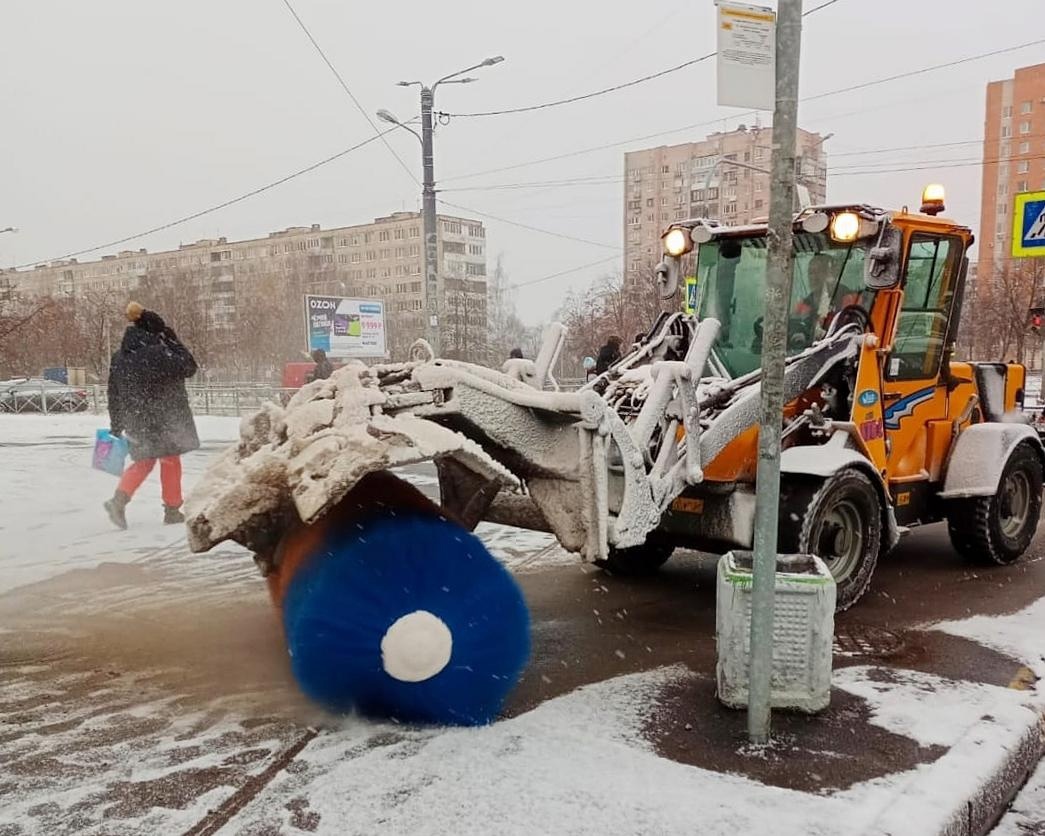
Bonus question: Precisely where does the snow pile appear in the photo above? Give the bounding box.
[184,362,518,554]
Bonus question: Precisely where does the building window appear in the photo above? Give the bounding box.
[1018,180,1029,192]
[1002,125,1012,138]
[754,199,764,209]
[338,254,348,264]
[998,202,1008,216]
[468,244,483,256]
[394,228,404,240]
[646,198,654,207]
[409,226,420,238]
[443,241,466,254]
[755,180,764,192]
[379,230,390,242]
[1002,105,1013,118]
[1021,101,1033,114]
[1020,141,1030,154]
[366,250,376,262]
[444,221,462,235]
[364,232,373,243]
[351,253,361,264]
[1018,160,1030,174]
[725,202,737,215]
[661,165,670,173]
[1020,121,1031,134]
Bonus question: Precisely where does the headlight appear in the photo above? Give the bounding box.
[663,227,692,257]
[829,211,861,243]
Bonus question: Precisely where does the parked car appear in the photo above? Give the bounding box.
[0,378,89,413]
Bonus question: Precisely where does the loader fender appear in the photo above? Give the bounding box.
[939,422,1045,499]
[780,442,900,552]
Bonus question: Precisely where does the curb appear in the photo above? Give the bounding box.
[864,704,1045,836]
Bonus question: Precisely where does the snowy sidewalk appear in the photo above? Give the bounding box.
[2,413,1044,835]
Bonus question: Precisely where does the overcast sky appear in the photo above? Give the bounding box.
[2,0,1042,324]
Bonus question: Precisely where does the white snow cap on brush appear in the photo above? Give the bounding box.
[381,610,453,682]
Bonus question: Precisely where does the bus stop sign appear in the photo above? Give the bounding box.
[1013,190,1045,258]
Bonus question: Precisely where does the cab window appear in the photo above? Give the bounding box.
[887,235,962,380]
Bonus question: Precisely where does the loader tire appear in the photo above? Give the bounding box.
[779,469,882,611]
[946,442,1042,566]
[595,541,674,577]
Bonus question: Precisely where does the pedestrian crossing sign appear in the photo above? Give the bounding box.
[683,275,698,315]
[1012,190,1045,258]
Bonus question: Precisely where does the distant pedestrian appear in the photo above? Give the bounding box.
[508,347,524,360]
[595,335,623,375]
[309,348,334,382]
[104,303,199,529]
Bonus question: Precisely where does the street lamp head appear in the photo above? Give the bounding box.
[377,108,400,125]
[482,56,505,66]
[396,80,420,87]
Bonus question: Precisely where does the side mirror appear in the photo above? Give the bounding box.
[864,226,902,290]
[654,258,681,300]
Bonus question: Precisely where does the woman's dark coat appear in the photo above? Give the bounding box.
[108,325,199,461]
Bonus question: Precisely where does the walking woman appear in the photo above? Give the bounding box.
[104,302,200,529]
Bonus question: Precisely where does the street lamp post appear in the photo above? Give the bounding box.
[0,227,17,235]
[379,56,503,356]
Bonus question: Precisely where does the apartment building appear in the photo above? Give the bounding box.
[622,124,828,292]
[1,212,488,361]
[977,61,1045,295]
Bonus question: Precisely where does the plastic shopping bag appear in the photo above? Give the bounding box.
[93,429,129,477]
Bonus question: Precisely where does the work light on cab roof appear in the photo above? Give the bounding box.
[921,183,946,216]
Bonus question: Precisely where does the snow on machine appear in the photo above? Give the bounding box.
[185,186,1044,719]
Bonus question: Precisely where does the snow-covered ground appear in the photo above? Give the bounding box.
[995,759,1045,834]
[0,413,572,596]
[3,413,1045,835]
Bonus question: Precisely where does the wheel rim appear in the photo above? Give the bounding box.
[999,468,1032,539]
[814,499,864,582]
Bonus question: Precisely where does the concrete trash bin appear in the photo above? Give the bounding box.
[716,551,836,713]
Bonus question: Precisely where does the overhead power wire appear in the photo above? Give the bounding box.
[438,199,622,250]
[278,0,420,187]
[438,0,845,119]
[511,255,622,289]
[443,37,1045,183]
[804,38,1045,103]
[13,131,398,269]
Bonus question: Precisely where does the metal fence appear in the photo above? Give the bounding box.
[2,376,588,419]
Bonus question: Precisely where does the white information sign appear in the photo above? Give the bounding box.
[716,1,776,111]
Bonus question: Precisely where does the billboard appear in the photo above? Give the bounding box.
[304,295,386,359]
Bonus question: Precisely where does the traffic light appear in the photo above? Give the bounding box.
[1030,306,1045,334]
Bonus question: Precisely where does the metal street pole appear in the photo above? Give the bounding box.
[420,86,440,354]
[387,56,503,359]
[747,0,803,745]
